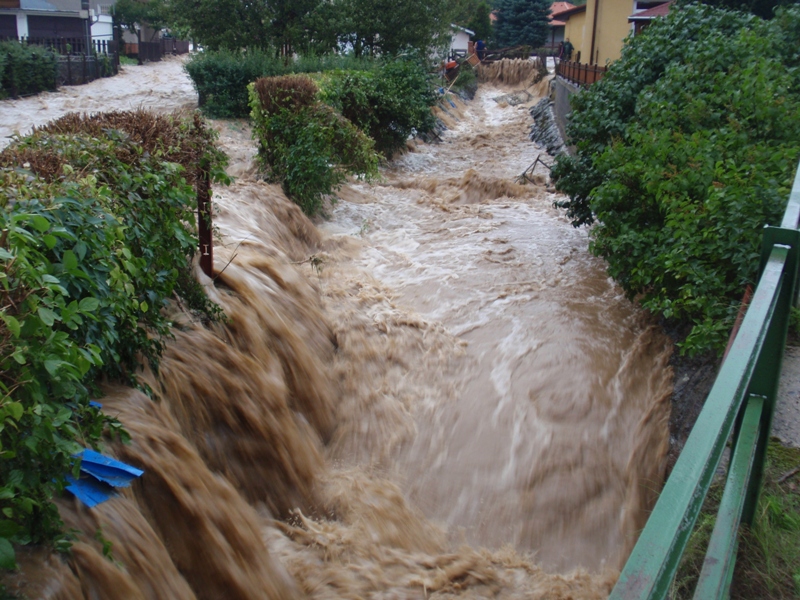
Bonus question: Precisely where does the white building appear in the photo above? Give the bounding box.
[449,23,474,56]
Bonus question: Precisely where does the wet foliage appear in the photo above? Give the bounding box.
[249,75,379,216]
[0,42,57,100]
[552,4,800,355]
[185,51,376,118]
[0,110,228,568]
[317,57,438,157]
[253,74,319,117]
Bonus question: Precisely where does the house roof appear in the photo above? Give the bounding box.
[550,19,567,26]
[550,2,576,18]
[451,23,475,36]
[629,1,672,21]
[551,3,586,19]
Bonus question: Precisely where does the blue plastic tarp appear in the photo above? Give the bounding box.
[65,449,144,507]
[65,475,116,508]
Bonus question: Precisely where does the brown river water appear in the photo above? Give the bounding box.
[4,64,673,599]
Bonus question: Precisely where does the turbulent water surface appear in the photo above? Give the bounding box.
[2,62,673,599]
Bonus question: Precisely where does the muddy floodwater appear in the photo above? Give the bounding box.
[317,84,673,572]
[2,61,673,599]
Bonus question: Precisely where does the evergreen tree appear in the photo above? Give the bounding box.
[467,1,493,41]
[493,0,550,48]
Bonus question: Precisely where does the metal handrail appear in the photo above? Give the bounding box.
[610,160,800,599]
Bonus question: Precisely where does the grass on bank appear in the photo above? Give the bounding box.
[671,441,800,599]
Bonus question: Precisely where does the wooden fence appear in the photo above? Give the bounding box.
[123,38,190,62]
[555,59,607,87]
[161,38,190,55]
[138,41,161,63]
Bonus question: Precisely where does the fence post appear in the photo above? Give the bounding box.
[195,114,214,278]
[197,166,213,278]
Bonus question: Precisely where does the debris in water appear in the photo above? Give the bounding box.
[65,449,144,507]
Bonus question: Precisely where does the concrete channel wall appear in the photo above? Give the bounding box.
[551,76,581,154]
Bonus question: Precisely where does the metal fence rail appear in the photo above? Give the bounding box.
[610,159,800,599]
[13,36,118,58]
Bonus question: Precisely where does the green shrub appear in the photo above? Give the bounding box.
[449,62,478,98]
[0,110,228,566]
[0,186,129,562]
[249,75,379,216]
[317,57,438,157]
[186,50,284,118]
[0,41,57,99]
[552,4,800,355]
[185,49,376,118]
[252,74,318,116]
[551,4,760,226]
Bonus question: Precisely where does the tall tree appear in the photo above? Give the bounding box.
[166,0,271,51]
[449,0,483,25]
[336,0,453,56]
[165,0,456,55]
[113,0,169,62]
[467,1,493,41]
[697,0,800,20]
[492,0,550,48]
[266,0,324,55]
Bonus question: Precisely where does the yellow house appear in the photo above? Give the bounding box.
[556,0,669,65]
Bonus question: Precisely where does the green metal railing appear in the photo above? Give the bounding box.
[610,159,800,600]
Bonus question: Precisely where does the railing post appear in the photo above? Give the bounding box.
[740,225,800,523]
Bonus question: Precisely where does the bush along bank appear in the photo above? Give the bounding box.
[551,4,800,356]
[249,75,379,217]
[316,59,438,157]
[0,110,228,568]
[245,56,439,217]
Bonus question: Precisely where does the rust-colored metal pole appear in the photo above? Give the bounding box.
[197,165,213,278]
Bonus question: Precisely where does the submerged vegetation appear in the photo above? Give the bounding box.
[0,111,228,567]
[552,4,800,356]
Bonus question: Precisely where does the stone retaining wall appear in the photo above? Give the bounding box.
[528,77,580,157]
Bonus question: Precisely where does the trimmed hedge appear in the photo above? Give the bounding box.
[184,50,376,118]
[249,75,379,216]
[0,41,57,99]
